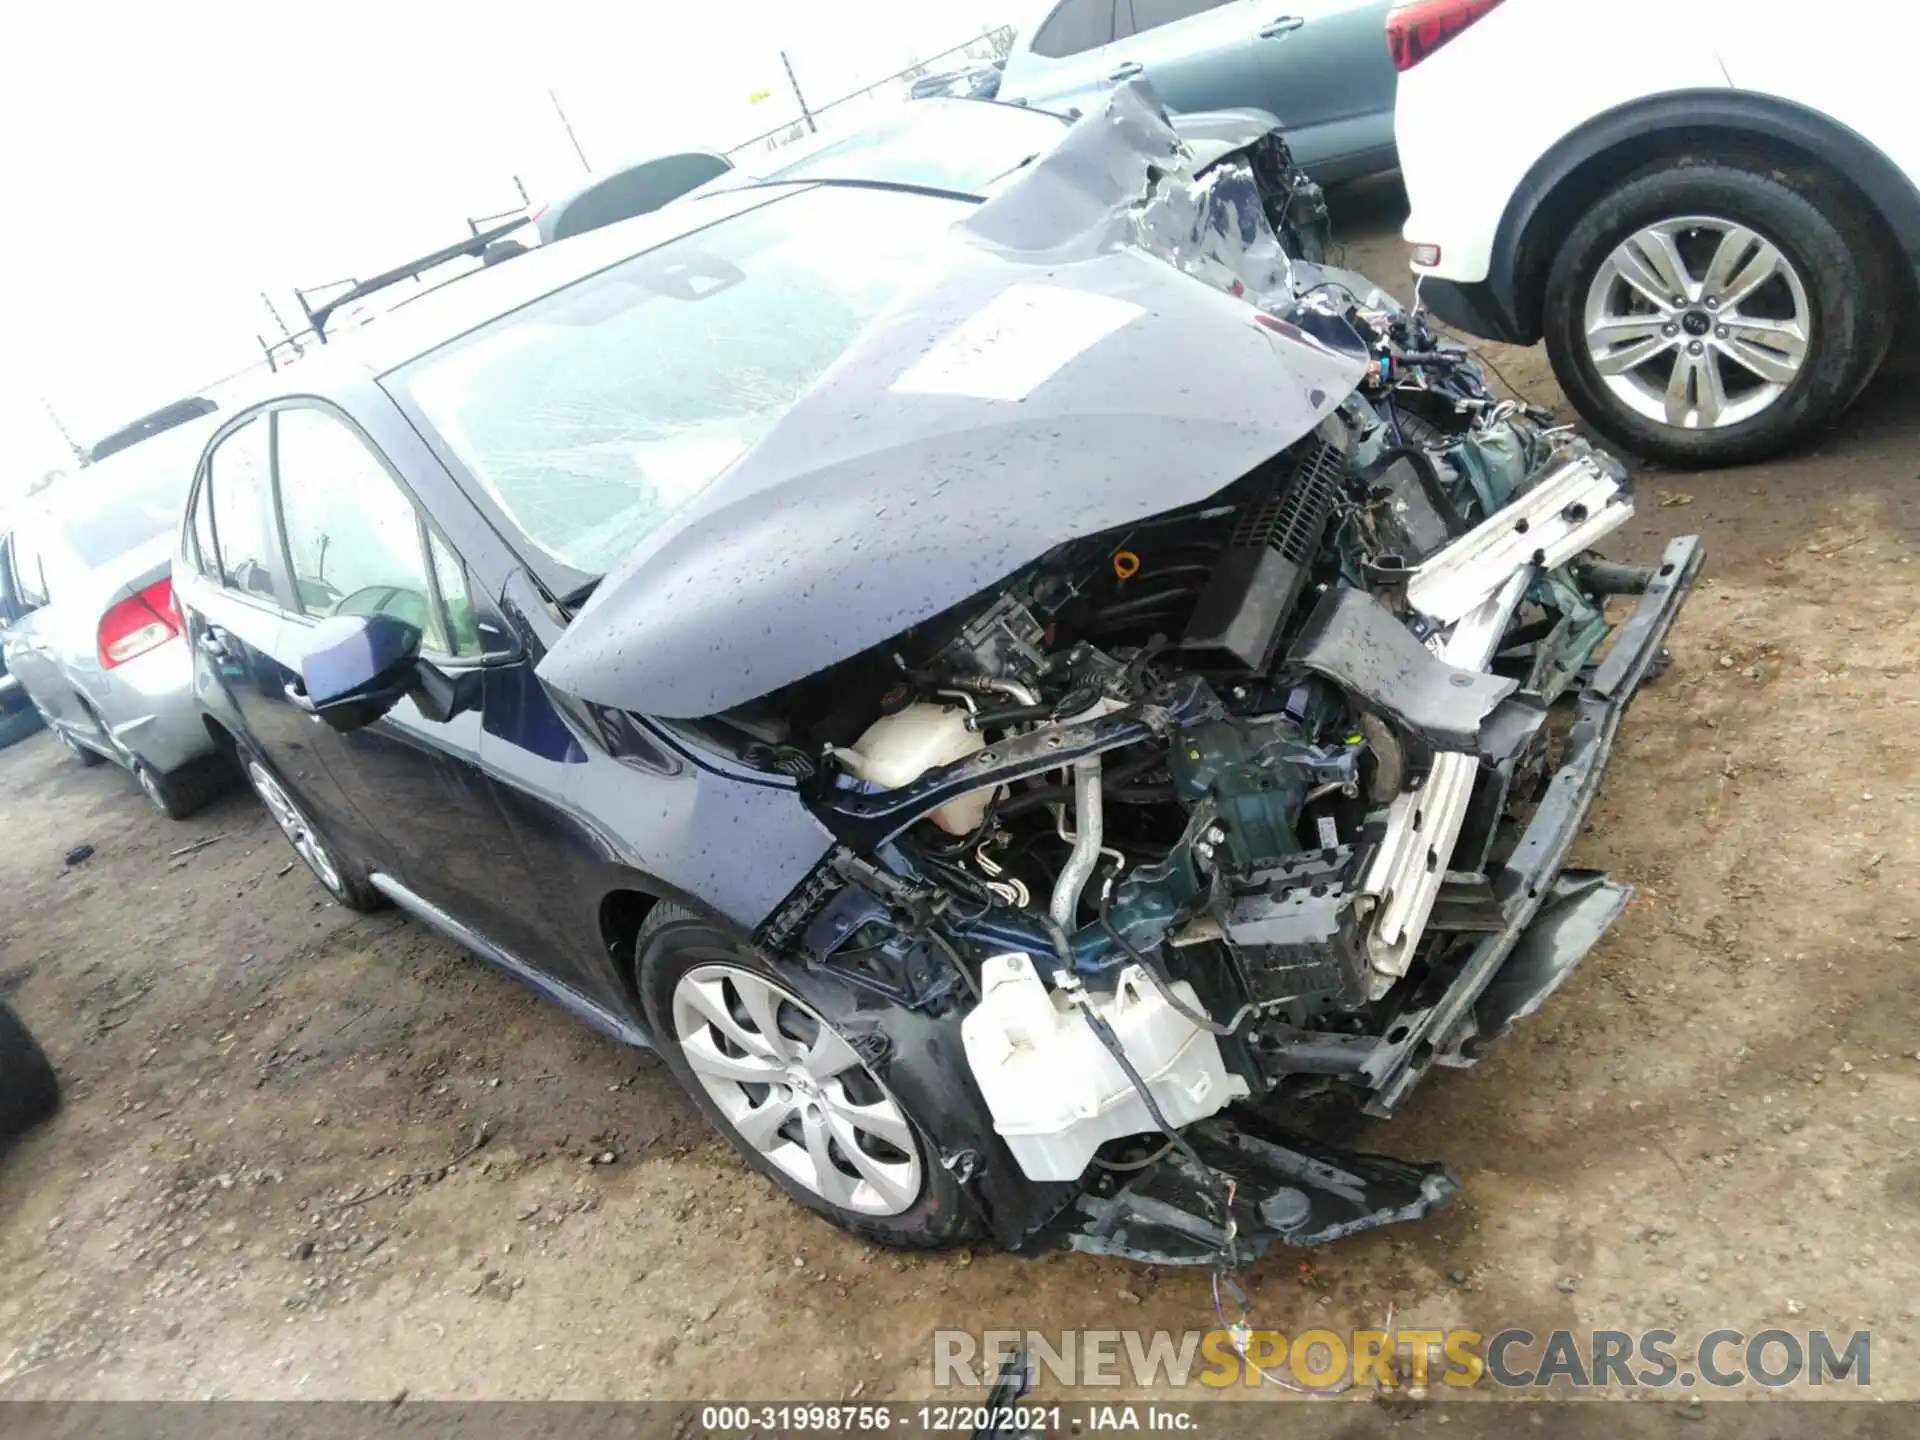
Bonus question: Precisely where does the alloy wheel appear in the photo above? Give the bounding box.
[247,760,344,897]
[1582,214,1812,431]
[670,963,922,1217]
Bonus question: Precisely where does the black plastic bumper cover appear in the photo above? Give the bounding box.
[1057,1110,1458,1265]
[1417,275,1532,346]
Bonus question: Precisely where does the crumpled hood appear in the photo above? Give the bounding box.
[1166,107,1285,172]
[537,83,1368,720]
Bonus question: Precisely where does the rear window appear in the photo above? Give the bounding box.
[50,422,207,569]
[391,186,970,583]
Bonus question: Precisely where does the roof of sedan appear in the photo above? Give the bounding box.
[270,183,816,389]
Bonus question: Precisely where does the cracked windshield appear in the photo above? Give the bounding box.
[396,187,968,580]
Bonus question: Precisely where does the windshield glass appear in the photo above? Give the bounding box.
[392,186,970,580]
[760,101,1068,194]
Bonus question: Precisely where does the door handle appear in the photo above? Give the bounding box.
[1106,60,1145,81]
[284,681,319,716]
[1260,15,1305,37]
[197,632,229,660]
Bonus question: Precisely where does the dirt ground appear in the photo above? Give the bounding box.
[3,185,1919,1415]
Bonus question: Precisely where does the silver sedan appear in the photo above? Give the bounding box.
[0,422,230,818]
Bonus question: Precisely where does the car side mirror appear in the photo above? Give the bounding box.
[298,612,487,733]
[300,613,423,733]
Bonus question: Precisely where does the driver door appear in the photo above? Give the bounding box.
[266,402,551,968]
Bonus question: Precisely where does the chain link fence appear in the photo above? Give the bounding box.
[724,25,1015,161]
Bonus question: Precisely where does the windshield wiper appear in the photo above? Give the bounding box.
[559,576,603,610]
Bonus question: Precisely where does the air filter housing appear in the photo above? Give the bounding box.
[1182,429,1347,670]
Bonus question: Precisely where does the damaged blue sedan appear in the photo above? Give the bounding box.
[173,85,1699,1267]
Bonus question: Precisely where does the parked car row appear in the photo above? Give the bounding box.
[501,0,1919,470]
[524,96,1332,261]
[3,85,1703,1263]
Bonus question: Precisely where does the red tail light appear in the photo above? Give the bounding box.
[1387,0,1504,70]
[98,578,182,669]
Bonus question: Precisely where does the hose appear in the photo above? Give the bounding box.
[1054,968,1231,1249]
[968,702,1054,731]
[999,749,1164,817]
[1048,756,1103,930]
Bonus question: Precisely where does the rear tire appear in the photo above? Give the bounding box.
[636,902,978,1250]
[138,755,234,821]
[240,749,386,913]
[0,999,59,1140]
[61,727,106,767]
[1543,157,1882,468]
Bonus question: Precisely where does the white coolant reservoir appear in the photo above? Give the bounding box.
[832,703,992,834]
[960,952,1250,1183]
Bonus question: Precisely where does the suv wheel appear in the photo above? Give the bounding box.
[244,754,386,913]
[637,903,977,1250]
[1543,159,1883,468]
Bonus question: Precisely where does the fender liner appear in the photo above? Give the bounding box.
[1485,89,1920,343]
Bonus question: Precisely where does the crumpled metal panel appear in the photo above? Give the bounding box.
[1473,870,1633,1044]
[1286,586,1519,752]
[537,81,1366,720]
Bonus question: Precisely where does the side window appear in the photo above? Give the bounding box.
[36,534,84,604]
[203,419,284,601]
[188,466,220,579]
[274,407,462,656]
[1124,0,1233,37]
[1031,0,1116,57]
[10,527,49,609]
[426,530,483,655]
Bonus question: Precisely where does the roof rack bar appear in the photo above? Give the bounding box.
[468,176,532,236]
[300,215,533,340]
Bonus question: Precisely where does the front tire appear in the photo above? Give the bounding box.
[636,903,977,1250]
[1543,158,1881,468]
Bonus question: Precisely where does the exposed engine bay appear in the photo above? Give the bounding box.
[556,81,1703,1268]
[728,334,1697,1264]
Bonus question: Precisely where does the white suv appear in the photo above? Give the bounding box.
[1391,0,1919,466]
